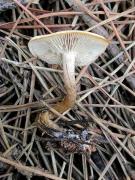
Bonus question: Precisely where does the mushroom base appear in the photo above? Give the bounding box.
[37,87,76,130]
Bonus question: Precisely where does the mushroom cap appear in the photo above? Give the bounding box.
[28,30,109,66]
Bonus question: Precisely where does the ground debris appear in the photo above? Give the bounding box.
[0,0,135,179]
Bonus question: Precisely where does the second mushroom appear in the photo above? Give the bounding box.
[28,30,109,127]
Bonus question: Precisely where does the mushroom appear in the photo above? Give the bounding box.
[28,30,109,126]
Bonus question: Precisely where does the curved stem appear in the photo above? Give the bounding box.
[38,52,76,126]
[53,52,76,113]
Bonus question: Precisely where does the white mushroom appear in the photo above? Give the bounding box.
[28,30,109,126]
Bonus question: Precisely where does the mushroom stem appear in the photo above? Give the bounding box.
[38,53,76,126]
[53,52,76,113]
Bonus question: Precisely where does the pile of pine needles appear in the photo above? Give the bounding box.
[0,0,135,179]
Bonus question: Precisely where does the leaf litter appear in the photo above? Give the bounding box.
[0,0,135,179]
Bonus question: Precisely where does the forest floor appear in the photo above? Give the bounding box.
[0,0,135,180]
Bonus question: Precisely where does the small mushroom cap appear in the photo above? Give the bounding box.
[28,30,109,66]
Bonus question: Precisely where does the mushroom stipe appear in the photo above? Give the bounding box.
[28,30,109,129]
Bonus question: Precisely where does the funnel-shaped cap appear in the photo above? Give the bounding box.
[28,30,109,66]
